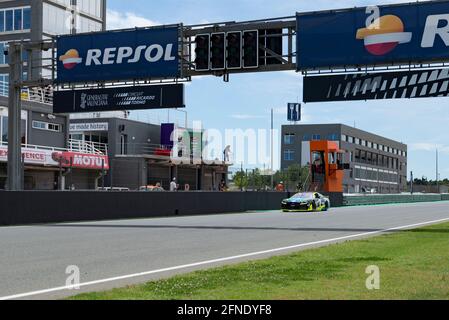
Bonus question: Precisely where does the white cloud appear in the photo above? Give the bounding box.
[231,114,266,120]
[409,143,449,154]
[107,9,159,30]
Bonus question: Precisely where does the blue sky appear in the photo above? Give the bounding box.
[107,0,448,179]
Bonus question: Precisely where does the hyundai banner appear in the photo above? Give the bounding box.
[54,84,185,113]
[56,26,180,83]
[297,1,449,70]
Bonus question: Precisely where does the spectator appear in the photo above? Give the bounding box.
[170,178,177,191]
[219,179,227,192]
[154,183,164,192]
[276,181,285,192]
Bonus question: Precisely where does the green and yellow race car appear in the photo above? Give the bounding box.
[281,192,330,212]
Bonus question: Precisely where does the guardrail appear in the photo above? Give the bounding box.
[343,194,449,206]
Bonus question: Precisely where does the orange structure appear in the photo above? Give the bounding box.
[309,141,347,193]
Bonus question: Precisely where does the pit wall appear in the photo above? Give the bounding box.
[0,191,290,226]
[344,194,449,206]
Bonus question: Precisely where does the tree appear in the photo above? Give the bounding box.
[233,171,248,190]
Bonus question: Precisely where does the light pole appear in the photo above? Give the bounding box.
[436,149,440,194]
[176,108,188,128]
[270,108,274,189]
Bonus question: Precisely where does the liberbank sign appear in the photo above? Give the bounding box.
[56,26,181,83]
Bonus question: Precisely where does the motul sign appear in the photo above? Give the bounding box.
[52,152,109,170]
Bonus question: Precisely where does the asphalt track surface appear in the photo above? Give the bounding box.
[1,201,449,300]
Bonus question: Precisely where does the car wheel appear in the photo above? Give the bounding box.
[323,201,329,212]
[312,201,317,211]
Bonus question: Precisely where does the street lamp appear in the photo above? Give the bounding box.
[176,108,188,129]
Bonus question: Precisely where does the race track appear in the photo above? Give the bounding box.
[1,201,449,299]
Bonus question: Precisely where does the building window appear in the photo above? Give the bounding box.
[312,134,321,141]
[120,134,128,155]
[284,150,294,161]
[284,133,295,145]
[1,115,27,144]
[303,134,311,141]
[342,134,347,142]
[0,7,31,33]
[348,136,354,143]
[327,133,338,141]
[32,120,61,132]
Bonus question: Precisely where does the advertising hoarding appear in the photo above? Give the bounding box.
[52,152,109,170]
[0,146,109,170]
[54,84,185,113]
[56,26,181,83]
[297,1,449,70]
[303,68,449,102]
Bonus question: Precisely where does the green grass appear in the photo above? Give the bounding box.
[71,222,449,300]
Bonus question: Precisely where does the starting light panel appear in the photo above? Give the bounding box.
[226,31,242,70]
[243,30,259,69]
[211,32,226,70]
[194,34,210,71]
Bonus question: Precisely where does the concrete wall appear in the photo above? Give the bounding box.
[0,191,291,226]
[343,194,447,206]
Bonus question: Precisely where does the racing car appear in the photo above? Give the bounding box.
[281,192,330,212]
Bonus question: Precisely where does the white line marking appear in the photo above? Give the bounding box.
[1,217,449,300]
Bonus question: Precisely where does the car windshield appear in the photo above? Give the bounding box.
[291,193,314,200]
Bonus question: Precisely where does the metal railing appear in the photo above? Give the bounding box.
[0,139,107,155]
[0,80,53,104]
[117,142,233,164]
[68,139,108,155]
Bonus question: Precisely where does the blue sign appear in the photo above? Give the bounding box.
[287,103,301,121]
[297,1,449,70]
[56,26,180,83]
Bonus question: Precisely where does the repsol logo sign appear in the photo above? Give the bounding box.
[421,14,449,48]
[357,8,449,56]
[60,44,176,69]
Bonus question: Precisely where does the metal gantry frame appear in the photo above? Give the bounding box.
[8,14,448,190]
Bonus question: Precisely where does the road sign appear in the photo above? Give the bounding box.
[287,103,301,121]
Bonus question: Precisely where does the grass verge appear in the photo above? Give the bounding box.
[71,222,449,300]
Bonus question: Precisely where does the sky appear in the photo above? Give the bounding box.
[106,0,448,179]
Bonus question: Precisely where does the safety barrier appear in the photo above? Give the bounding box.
[0,191,290,226]
[343,194,448,206]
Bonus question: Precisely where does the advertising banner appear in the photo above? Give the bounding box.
[0,146,57,166]
[54,84,185,113]
[56,26,180,83]
[51,152,110,170]
[297,1,449,70]
[303,68,449,102]
[69,122,109,132]
[0,146,109,170]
